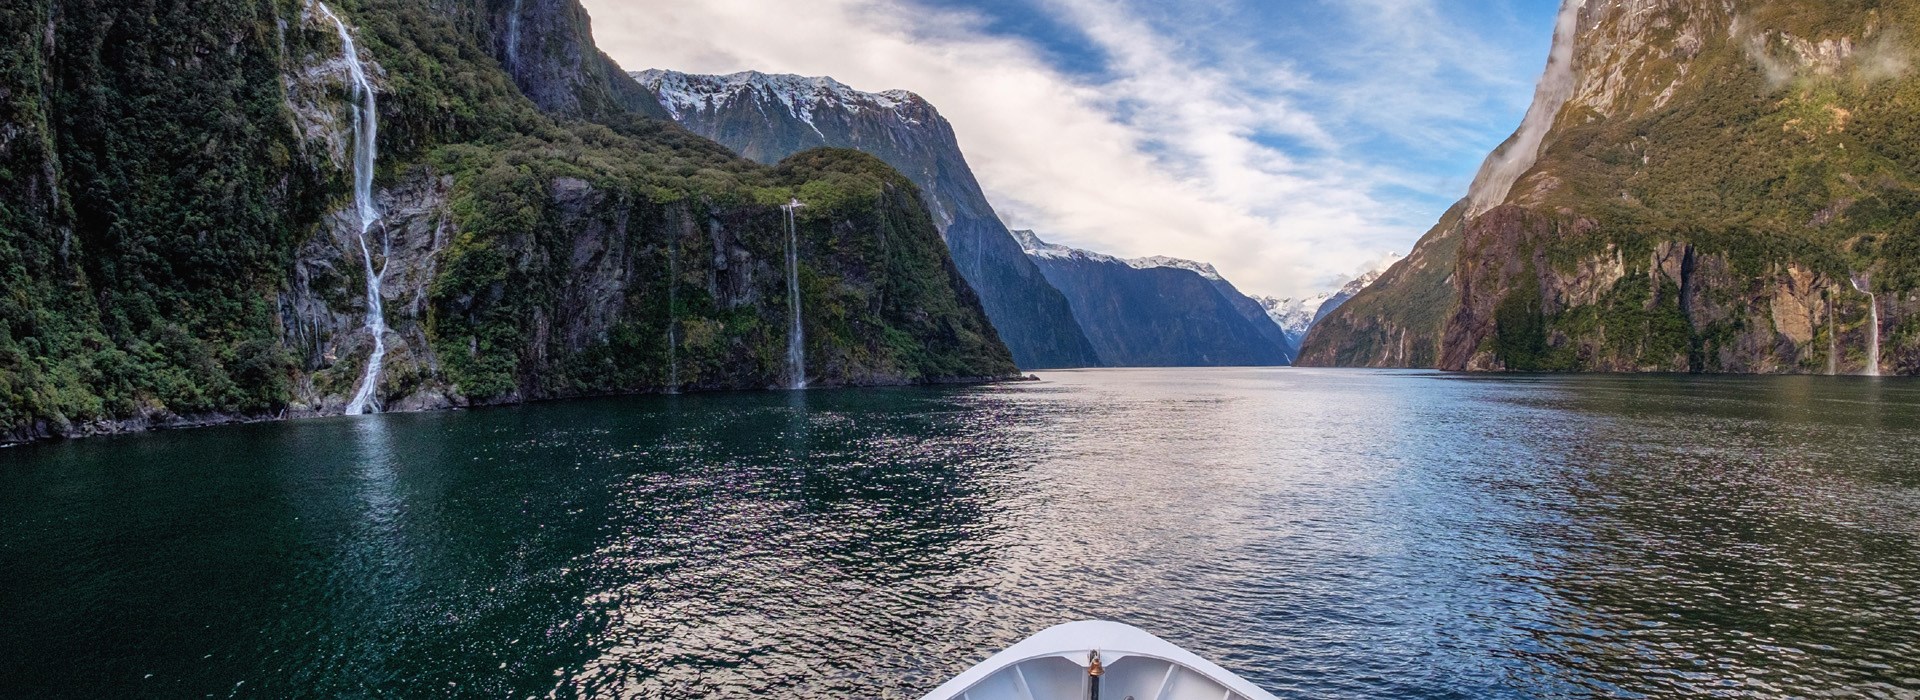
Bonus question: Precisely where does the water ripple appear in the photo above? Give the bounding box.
[2,371,1918,697]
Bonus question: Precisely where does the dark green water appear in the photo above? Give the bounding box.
[2,369,1918,698]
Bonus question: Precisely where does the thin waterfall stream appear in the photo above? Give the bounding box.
[667,233,679,393]
[505,0,523,72]
[318,1,388,415]
[1854,274,1881,377]
[783,198,807,390]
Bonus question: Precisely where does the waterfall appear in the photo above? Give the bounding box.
[1466,0,1588,217]
[318,2,389,415]
[783,199,807,390]
[1853,274,1881,377]
[667,234,679,393]
[505,0,523,72]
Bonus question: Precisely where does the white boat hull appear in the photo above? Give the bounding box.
[920,621,1280,700]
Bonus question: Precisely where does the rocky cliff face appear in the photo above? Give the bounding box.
[1015,231,1292,367]
[632,70,1101,369]
[1303,0,1920,375]
[497,0,667,120]
[0,0,1015,444]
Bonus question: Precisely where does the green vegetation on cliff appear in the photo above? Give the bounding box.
[1305,0,1920,375]
[2,0,326,430]
[0,0,1013,441]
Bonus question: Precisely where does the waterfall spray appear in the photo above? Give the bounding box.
[505,0,523,72]
[1853,274,1881,377]
[318,2,389,415]
[1466,0,1588,216]
[783,198,807,390]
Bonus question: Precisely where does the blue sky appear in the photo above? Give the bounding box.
[585,0,1563,297]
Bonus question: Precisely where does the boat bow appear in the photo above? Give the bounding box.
[919,620,1280,700]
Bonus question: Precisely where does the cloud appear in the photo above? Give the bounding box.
[579,0,1540,297]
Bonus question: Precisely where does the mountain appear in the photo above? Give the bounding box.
[498,0,669,121]
[1134,257,1297,362]
[1303,0,1920,375]
[1259,296,1330,350]
[0,0,1016,444]
[631,69,1101,369]
[1259,255,1401,348]
[1014,231,1293,367]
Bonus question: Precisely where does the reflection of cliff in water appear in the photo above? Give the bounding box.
[570,388,1037,695]
[1469,375,1920,696]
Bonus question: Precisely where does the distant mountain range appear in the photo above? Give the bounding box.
[1014,231,1293,367]
[633,69,1101,369]
[1258,255,1400,349]
[636,69,1312,369]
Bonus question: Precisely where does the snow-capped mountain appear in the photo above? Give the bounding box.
[1014,231,1294,367]
[640,70,920,138]
[1127,255,1223,281]
[1259,254,1402,348]
[1021,243,1226,281]
[1013,229,1122,264]
[635,69,1100,369]
[1258,294,1332,349]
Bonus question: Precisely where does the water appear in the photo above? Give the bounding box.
[1466,0,1585,217]
[1855,274,1881,377]
[318,1,389,416]
[2,369,1918,698]
[505,0,523,72]
[784,198,807,390]
[668,234,680,393]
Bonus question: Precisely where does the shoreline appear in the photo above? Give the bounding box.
[0,373,1036,449]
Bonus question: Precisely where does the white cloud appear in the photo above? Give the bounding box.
[579,0,1535,297]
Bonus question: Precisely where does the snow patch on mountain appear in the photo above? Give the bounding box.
[634,69,922,131]
[1330,253,1401,300]
[1012,229,1122,265]
[1014,231,1235,280]
[1126,255,1222,281]
[1259,253,1402,346]
[1257,294,1332,346]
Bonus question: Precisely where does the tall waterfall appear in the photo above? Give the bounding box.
[1854,274,1881,377]
[505,0,523,71]
[783,199,807,390]
[1465,0,1588,217]
[667,233,679,393]
[318,2,389,415]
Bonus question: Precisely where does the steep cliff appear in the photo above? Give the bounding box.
[1015,231,1292,367]
[1304,0,1920,375]
[0,0,1015,444]
[633,70,1102,369]
[496,0,668,121]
